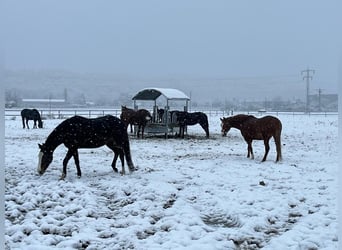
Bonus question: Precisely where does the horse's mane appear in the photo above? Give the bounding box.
[226,114,255,123]
[44,117,75,148]
[232,114,255,119]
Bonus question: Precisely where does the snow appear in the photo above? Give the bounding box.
[5,113,338,249]
[133,88,190,100]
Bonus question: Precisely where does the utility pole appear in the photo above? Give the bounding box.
[64,88,68,104]
[316,88,324,112]
[301,68,315,113]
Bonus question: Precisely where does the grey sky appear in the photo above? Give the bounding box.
[3,1,341,96]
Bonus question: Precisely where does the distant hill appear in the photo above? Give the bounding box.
[4,69,337,108]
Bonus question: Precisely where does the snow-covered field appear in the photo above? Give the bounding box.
[5,113,338,249]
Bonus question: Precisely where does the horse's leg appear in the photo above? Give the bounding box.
[107,145,125,175]
[22,117,25,129]
[274,133,282,162]
[61,150,73,180]
[141,125,145,139]
[33,119,37,129]
[246,139,254,159]
[26,119,30,129]
[130,123,133,133]
[249,143,254,159]
[262,138,270,162]
[72,150,82,177]
[118,149,125,175]
[246,144,250,158]
[179,125,184,138]
[137,125,141,138]
[111,149,119,173]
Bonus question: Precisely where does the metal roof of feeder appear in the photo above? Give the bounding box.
[132,88,190,101]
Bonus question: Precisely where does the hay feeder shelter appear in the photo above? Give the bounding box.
[132,87,190,137]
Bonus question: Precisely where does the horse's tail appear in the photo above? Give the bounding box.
[275,121,282,162]
[38,118,43,128]
[21,113,25,129]
[122,132,135,172]
[36,110,43,128]
[202,113,210,138]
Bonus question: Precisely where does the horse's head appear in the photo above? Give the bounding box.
[220,117,231,136]
[122,105,130,111]
[38,120,43,128]
[174,111,187,124]
[37,143,53,175]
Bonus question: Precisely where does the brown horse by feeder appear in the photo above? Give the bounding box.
[120,106,152,138]
[220,114,282,162]
[174,111,209,138]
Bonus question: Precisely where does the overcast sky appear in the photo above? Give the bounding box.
[3,1,341,94]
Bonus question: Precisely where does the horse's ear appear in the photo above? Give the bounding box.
[220,118,223,122]
[38,143,43,149]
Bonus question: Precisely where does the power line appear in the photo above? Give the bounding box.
[301,68,315,113]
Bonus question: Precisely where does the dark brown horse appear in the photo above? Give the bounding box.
[38,115,135,180]
[120,106,152,138]
[174,111,209,138]
[21,108,43,129]
[221,114,282,162]
[157,108,165,122]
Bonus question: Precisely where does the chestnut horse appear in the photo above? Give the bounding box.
[120,106,152,138]
[38,115,135,180]
[221,114,282,162]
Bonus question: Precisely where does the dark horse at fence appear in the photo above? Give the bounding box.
[157,108,165,122]
[21,108,43,129]
[37,115,135,180]
[174,111,209,138]
[120,106,152,138]
[220,114,282,162]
